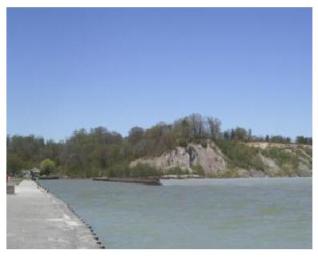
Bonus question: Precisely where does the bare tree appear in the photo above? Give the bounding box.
[207,117,221,139]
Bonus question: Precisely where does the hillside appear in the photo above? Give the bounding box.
[7,113,312,178]
[130,140,312,177]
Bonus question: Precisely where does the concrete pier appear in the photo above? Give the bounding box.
[7,180,100,249]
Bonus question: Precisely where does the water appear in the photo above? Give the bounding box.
[40,177,312,249]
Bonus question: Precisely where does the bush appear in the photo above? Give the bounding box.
[220,169,240,178]
[106,163,162,177]
[106,163,130,177]
[166,166,190,175]
[262,148,298,170]
[215,139,264,171]
[129,163,162,177]
[191,164,205,176]
[176,138,188,147]
[303,147,312,157]
[40,159,56,176]
[201,140,208,148]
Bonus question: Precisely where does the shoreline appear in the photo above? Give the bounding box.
[7,179,105,249]
[39,174,312,180]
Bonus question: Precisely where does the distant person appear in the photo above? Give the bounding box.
[31,171,36,181]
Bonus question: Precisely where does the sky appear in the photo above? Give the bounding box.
[7,8,312,141]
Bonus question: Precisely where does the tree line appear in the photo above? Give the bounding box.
[7,113,312,177]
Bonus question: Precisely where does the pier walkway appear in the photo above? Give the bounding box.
[7,180,99,249]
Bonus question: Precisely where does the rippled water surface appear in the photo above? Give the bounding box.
[40,177,312,248]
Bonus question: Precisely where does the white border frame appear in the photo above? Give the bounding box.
[0,1,316,257]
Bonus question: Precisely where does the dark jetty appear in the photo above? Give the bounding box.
[38,176,60,180]
[92,177,161,186]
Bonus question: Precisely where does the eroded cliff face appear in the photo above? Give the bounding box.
[130,142,227,176]
[130,141,312,177]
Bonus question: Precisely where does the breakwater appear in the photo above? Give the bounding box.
[36,180,106,248]
[7,180,105,249]
[92,177,161,185]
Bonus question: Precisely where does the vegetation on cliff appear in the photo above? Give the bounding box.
[7,114,312,178]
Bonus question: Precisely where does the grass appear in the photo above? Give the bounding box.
[190,164,205,176]
[165,166,191,175]
[215,139,265,171]
[105,163,162,177]
[261,147,299,174]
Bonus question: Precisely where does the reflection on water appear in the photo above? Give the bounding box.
[40,177,312,249]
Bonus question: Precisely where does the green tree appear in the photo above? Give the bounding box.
[7,153,25,176]
[296,136,312,145]
[228,127,248,141]
[7,113,310,179]
[128,127,144,145]
[40,159,56,176]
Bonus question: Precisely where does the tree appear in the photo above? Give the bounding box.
[296,136,312,145]
[230,127,248,141]
[7,134,46,173]
[248,129,252,141]
[207,117,221,139]
[223,130,230,140]
[40,159,56,176]
[7,153,25,176]
[187,113,205,139]
[269,135,291,144]
[173,118,191,146]
[7,113,309,179]
[128,127,144,145]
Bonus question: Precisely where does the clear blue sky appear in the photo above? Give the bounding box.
[7,8,312,141]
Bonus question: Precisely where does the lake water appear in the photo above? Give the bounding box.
[39,177,312,249]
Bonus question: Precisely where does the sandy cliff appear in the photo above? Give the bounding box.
[130,141,312,177]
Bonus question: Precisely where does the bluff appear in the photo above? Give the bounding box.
[130,141,312,177]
